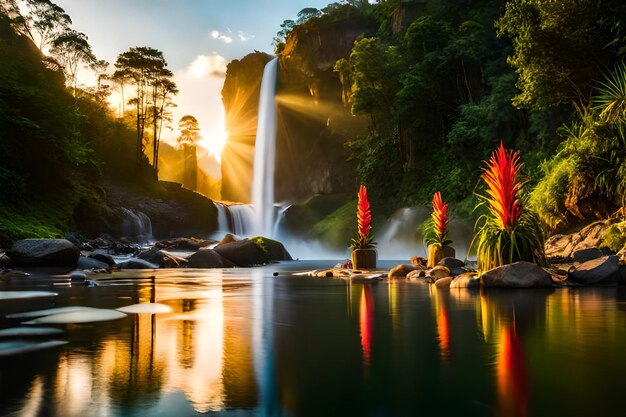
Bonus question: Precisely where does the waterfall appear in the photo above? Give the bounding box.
[215,203,229,232]
[116,208,153,243]
[251,57,279,238]
[375,207,429,259]
[229,204,256,236]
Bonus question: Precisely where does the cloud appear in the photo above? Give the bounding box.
[210,30,232,44]
[187,54,227,79]
[210,29,254,44]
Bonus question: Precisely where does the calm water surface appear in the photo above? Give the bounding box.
[1,261,626,417]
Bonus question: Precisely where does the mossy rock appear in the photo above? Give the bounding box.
[601,222,626,253]
[213,236,292,266]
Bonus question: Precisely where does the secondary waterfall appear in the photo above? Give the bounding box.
[251,57,279,238]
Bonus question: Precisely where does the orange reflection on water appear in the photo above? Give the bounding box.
[359,286,374,366]
[431,287,451,360]
[496,326,529,417]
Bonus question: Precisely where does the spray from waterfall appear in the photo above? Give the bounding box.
[251,57,279,238]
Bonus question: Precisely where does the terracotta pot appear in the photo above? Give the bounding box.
[351,248,377,270]
[427,244,443,268]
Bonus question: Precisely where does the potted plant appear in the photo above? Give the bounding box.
[425,191,453,267]
[350,185,377,269]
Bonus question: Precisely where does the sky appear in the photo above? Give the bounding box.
[54,0,333,160]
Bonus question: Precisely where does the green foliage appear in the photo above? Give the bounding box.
[529,157,575,229]
[601,224,626,253]
[252,236,269,255]
[312,200,357,250]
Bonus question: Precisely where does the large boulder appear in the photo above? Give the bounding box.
[388,264,421,278]
[9,239,79,267]
[437,257,465,269]
[77,256,110,270]
[545,220,613,262]
[569,255,620,285]
[213,237,292,267]
[573,248,603,263]
[187,248,235,268]
[481,262,553,288]
[137,247,187,268]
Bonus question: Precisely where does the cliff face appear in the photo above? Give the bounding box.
[220,52,272,202]
[220,17,376,203]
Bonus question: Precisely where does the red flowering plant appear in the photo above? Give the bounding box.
[470,142,545,272]
[424,192,452,247]
[350,185,377,250]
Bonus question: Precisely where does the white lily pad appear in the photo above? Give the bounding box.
[0,327,64,337]
[0,340,68,356]
[23,309,127,324]
[7,306,99,319]
[117,303,173,314]
[0,291,57,301]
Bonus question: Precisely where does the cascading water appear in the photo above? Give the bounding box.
[251,57,279,238]
[229,204,256,236]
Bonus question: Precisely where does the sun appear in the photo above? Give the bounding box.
[196,129,228,162]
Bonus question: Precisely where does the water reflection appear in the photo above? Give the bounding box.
[2,271,626,416]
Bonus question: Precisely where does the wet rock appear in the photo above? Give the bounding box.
[437,257,465,269]
[388,264,421,278]
[411,256,427,266]
[481,262,553,288]
[0,251,10,267]
[155,237,217,251]
[187,248,234,268]
[77,256,110,270]
[70,271,87,282]
[450,272,480,288]
[217,233,242,247]
[137,247,188,268]
[573,248,603,263]
[569,255,619,285]
[406,268,427,279]
[429,265,451,280]
[617,266,626,285]
[87,234,138,254]
[213,237,292,267]
[545,220,613,262]
[117,258,159,269]
[434,277,453,288]
[89,250,116,267]
[9,239,79,267]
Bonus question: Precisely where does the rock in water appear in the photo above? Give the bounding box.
[9,239,79,267]
[569,255,619,285]
[213,237,292,267]
[434,277,453,288]
[187,248,234,268]
[429,265,451,280]
[137,247,187,268]
[450,272,480,288]
[77,256,110,270]
[117,258,159,269]
[481,262,553,288]
[388,264,421,278]
[437,257,465,269]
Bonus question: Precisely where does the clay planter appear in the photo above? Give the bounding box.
[352,248,377,270]
[427,244,443,268]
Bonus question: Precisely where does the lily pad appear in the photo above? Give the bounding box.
[7,306,99,319]
[0,340,68,356]
[117,303,173,314]
[23,309,127,324]
[0,327,64,337]
[0,291,57,301]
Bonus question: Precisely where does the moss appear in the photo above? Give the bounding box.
[250,236,269,254]
[600,224,626,253]
[529,157,575,230]
[312,200,357,249]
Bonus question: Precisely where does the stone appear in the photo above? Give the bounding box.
[117,258,159,269]
[617,266,626,285]
[155,237,217,251]
[573,248,603,263]
[411,256,427,266]
[544,220,613,262]
[406,268,427,279]
[70,271,87,282]
[429,265,451,280]
[450,272,480,288]
[187,248,234,268]
[217,233,241,247]
[9,239,79,267]
[137,247,187,268]
[569,255,620,285]
[213,237,292,267]
[481,262,553,288]
[434,277,453,288]
[437,257,465,269]
[89,251,116,267]
[0,252,10,267]
[388,264,421,278]
[77,256,110,270]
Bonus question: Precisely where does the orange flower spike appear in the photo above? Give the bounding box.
[432,192,448,242]
[357,185,372,239]
[482,142,522,230]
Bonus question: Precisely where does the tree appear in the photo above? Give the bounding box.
[296,7,321,24]
[113,46,177,169]
[272,19,295,54]
[50,29,96,94]
[177,115,201,190]
[152,76,178,173]
[1,0,71,51]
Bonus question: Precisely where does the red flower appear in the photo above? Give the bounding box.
[482,142,522,230]
[357,185,372,240]
[432,191,448,244]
